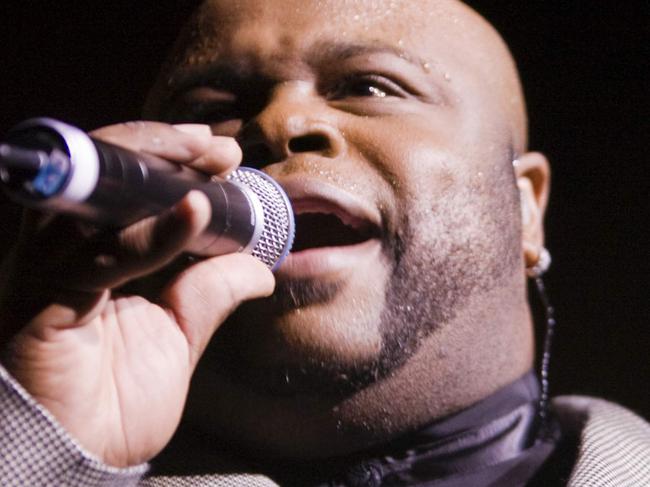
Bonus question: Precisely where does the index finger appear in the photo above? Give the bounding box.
[90,121,241,176]
[175,124,242,177]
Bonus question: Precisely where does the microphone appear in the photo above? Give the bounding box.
[0,118,294,270]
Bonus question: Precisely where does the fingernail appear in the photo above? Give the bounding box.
[180,190,210,214]
[210,136,242,157]
[173,124,212,138]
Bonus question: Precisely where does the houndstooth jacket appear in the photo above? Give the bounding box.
[1,365,648,486]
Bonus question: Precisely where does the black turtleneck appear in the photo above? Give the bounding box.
[153,372,575,486]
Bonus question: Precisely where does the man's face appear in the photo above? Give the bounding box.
[147,0,532,455]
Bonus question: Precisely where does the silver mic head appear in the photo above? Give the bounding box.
[228,167,294,270]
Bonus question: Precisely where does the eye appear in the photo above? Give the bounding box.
[172,100,240,125]
[328,74,409,100]
[164,86,243,126]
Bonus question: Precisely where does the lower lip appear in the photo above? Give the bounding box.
[276,239,382,279]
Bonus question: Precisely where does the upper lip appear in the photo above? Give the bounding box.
[277,176,382,234]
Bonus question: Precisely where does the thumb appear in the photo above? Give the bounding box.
[159,253,275,367]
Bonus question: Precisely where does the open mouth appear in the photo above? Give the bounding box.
[291,201,381,253]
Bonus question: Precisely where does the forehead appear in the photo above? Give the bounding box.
[154,0,527,152]
[180,0,489,70]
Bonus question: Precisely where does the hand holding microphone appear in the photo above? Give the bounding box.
[0,118,294,270]
[0,120,280,467]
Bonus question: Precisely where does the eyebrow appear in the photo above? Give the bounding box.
[168,40,429,87]
[161,38,440,116]
[166,60,257,95]
[307,40,429,72]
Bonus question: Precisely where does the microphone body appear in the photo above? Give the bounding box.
[0,118,294,269]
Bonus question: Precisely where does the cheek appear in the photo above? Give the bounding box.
[348,115,463,202]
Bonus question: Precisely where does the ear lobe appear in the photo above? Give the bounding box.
[515,152,550,269]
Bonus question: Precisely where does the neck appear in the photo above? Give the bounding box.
[265,371,546,486]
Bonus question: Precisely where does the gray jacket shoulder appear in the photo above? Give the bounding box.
[552,396,650,487]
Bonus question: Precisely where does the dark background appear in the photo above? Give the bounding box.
[1,2,648,418]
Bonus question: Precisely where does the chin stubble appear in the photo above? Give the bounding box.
[210,168,520,397]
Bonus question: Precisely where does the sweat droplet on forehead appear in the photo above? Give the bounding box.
[182,0,466,60]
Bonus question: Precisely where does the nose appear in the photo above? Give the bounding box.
[238,81,345,165]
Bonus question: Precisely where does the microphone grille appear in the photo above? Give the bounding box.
[228,168,294,270]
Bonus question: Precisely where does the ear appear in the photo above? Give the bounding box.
[515,152,550,269]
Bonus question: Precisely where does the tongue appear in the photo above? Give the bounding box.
[292,213,368,252]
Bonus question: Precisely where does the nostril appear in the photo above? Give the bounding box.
[288,134,330,154]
